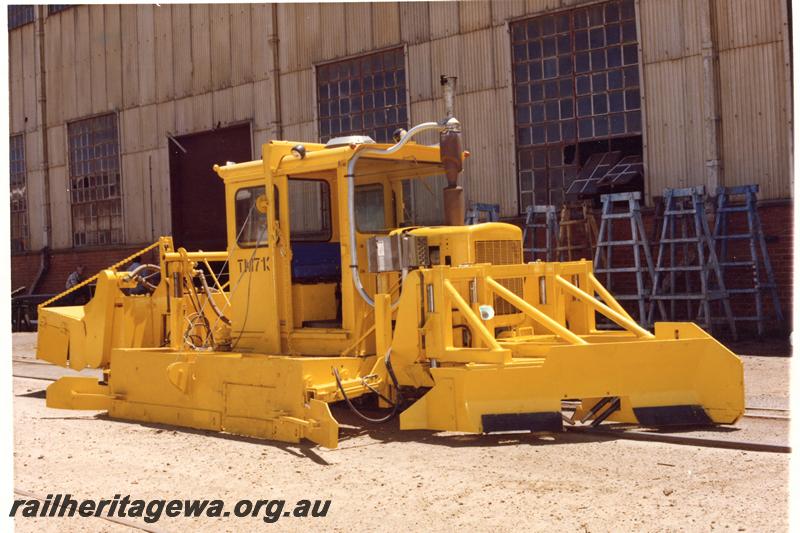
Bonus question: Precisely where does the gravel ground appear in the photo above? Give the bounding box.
[742,356,790,410]
[10,333,790,532]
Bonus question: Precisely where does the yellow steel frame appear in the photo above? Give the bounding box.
[387,261,742,433]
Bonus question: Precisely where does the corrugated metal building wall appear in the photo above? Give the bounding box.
[640,0,792,199]
[8,1,793,293]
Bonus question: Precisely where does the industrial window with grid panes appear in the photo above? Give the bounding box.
[10,134,28,252]
[511,0,642,211]
[316,48,408,144]
[67,113,123,247]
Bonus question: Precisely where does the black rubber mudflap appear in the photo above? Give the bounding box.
[482,412,563,433]
[633,405,713,426]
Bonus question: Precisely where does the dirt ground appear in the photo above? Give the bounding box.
[10,333,791,532]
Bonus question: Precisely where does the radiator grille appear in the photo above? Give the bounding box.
[474,240,523,315]
[475,240,522,265]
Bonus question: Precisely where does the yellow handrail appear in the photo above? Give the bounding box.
[38,240,165,310]
[202,258,231,308]
[554,275,654,338]
[587,273,635,323]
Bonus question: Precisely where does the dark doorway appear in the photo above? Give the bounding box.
[168,123,252,251]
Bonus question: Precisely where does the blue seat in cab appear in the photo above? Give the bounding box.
[290,242,341,283]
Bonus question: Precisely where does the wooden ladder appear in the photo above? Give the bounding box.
[557,201,599,262]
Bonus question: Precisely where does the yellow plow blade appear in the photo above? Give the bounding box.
[401,324,744,433]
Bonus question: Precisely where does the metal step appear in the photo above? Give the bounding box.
[651,292,728,301]
[660,237,700,244]
[726,288,758,294]
[596,240,647,246]
[715,234,751,240]
[716,205,749,213]
[719,261,755,268]
[600,213,638,220]
[655,266,703,272]
[612,294,651,300]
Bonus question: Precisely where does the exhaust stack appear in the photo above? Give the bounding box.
[439,75,465,226]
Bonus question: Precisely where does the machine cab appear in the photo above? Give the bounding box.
[216,137,454,356]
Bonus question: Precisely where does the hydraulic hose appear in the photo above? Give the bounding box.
[332,347,402,424]
[346,121,443,307]
[198,271,231,326]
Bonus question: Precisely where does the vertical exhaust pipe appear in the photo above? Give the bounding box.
[442,75,456,120]
[439,75,465,226]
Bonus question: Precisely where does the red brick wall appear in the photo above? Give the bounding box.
[10,253,42,293]
[754,202,793,326]
[11,245,160,295]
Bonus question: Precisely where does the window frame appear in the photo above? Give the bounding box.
[510,0,643,212]
[314,46,409,144]
[10,133,29,253]
[66,112,124,248]
[354,183,389,234]
[287,177,333,243]
[234,185,269,249]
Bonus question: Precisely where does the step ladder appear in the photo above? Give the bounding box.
[593,192,657,326]
[465,203,500,225]
[712,184,783,336]
[557,201,599,262]
[522,205,558,261]
[648,186,737,338]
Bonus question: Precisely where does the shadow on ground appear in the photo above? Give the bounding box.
[722,336,791,356]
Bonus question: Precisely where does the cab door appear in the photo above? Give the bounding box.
[226,178,283,353]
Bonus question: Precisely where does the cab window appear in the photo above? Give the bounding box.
[289,179,332,241]
[355,184,387,233]
[235,186,268,247]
